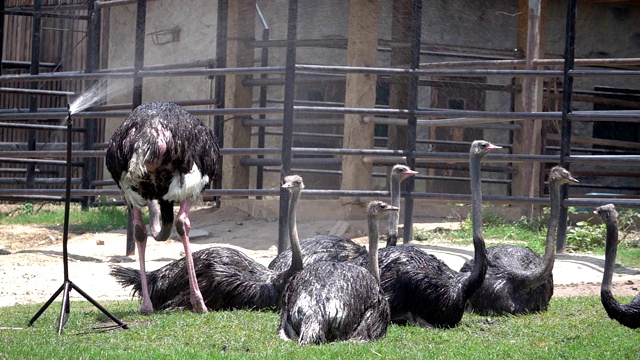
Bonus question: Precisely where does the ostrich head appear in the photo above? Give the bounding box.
[391,164,418,182]
[368,200,399,220]
[594,203,618,226]
[470,140,502,158]
[549,166,579,186]
[282,174,305,191]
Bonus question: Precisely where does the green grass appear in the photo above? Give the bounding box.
[413,210,640,269]
[0,297,636,359]
[0,204,133,233]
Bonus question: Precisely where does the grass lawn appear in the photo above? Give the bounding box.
[0,296,636,359]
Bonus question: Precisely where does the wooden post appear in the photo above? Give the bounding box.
[340,0,381,201]
[512,0,546,217]
[222,0,256,191]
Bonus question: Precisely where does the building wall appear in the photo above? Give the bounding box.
[104,0,220,142]
[101,0,640,195]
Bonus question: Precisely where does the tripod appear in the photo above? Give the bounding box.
[28,109,128,334]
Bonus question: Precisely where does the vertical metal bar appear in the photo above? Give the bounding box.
[557,0,577,253]
[82,0,100,210]
[132,0,146,108]
[402,0,422,244]
[278,0,298,253]
[256,26,270,197]
[213,0,227,208]
[126,0,147,256]
[0,1,5,76]
[27,0,42,190]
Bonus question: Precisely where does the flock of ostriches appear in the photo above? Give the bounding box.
[105,101,639,345]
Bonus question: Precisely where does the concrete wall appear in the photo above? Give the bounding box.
[104,0,219,142]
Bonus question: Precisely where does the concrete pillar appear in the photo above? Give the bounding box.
[512,0,547,217]
[340,0,381,201]
[222,0,256,191]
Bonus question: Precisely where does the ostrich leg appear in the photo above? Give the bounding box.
[149,199,173,241]
[175,199,208,313]
[131,207,154,314]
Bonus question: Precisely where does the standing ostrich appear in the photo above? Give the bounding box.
[110,175,306,311]
[278,200,396,345]
[105,101,220,313]
[595,204,640,329]
[386,164,418,247]
[460,166,578,315]
[355,140,498,328]
[268,164,415,272]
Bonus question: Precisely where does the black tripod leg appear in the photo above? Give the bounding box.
[28,283,65,327]
[57,281,72,335]
[71,283,128,330]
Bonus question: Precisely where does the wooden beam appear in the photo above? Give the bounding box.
[340,0,381,201]
[222,0,255,191]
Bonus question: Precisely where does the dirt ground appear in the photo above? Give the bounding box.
[0,205,638,308]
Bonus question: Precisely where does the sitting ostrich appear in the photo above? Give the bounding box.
[105,101,220,313]
[354,140,498,328]
[460,166,578,315]
[595,204,640,329]
[110,175,306,311]
[268,164,416,272]
[278,200,396,345]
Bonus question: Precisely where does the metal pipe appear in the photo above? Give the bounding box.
[277,0,299,253]
[557,0,578,253]
[241,158,342,167]
[402,0,422,243]
[0,178,83,185]
[2,60,57,68]
[126,0,147,256]
[0,122,85,131]
[26,0,42,190]
[3,61,639,85]
[96,0,139,9]
[257,24,270,194]
[0,66,285,83]
[0,142,83,150]
[0,1,4,76]
[5,9,89,20]
[213,0,227,207]
[0,157,83,166]
[0,87,76,96]
[0,187,636,209]
[0,150,105,158]
[83,0,100,209]
[2,105,637,122]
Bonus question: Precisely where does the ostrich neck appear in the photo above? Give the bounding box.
[469,156,483,242]
[601,220,619,293]
[519,180,563,289]
[368,215,381,283]
[288,189,303,272]
[388,176,401,237]
[539,179,562,274]
[464,154,488,299]
[600,218,626,325]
